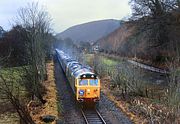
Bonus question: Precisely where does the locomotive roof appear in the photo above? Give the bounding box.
[67,61,79,68]
[55,49,97,78]
[73,68,95,78]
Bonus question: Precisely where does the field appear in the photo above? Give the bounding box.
[0,66,28,124]
[0,62,60,124]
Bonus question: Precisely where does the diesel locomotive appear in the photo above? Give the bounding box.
[55,49,100,103]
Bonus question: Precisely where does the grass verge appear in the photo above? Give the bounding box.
[0,66,27,124]
[29,61,60,124]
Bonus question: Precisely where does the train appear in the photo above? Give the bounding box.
[55,49,100,103]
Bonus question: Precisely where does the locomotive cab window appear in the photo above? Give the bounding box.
[79,79,88,86]
[89,79,98,86]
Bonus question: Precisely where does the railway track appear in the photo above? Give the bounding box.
[81,107,106,124]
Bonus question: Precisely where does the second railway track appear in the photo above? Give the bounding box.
[81,107,106,124]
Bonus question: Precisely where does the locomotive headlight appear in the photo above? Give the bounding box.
[79,90,84,96]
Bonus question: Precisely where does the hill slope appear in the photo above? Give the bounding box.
[96,22,137,55]
[56,19,121,43]
[96,19,180,64]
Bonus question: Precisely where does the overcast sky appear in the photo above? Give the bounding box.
[0,0,132,33]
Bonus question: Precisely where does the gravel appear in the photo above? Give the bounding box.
[98,92,133,124]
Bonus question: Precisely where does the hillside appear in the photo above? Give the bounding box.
[95,21,147,58]
[56,19,121,43]
[96,22,137,55]
[95,17,180,65]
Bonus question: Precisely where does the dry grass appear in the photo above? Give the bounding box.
[0,113,19,124]
[101,75,180,123]
[100,76,147,124]
[29,61,59,124]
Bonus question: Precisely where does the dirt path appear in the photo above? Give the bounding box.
[128,60,169,74]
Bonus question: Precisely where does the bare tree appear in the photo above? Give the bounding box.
[129,0,178,18]
[15,2,52,103]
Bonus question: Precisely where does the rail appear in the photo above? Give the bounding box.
[81,108,106,124]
